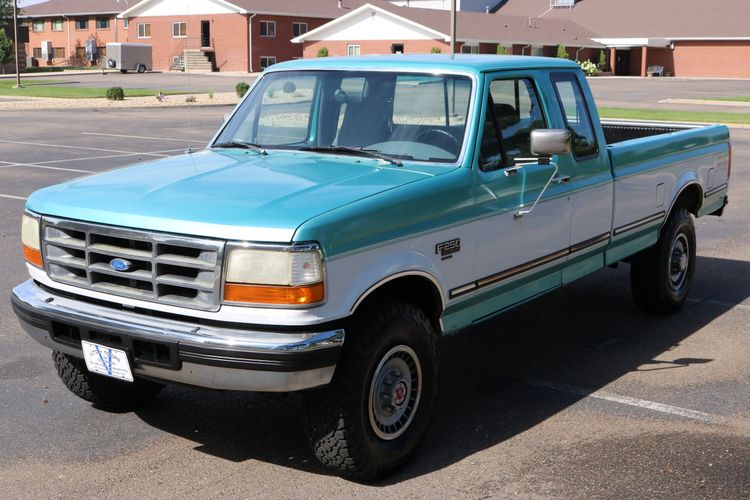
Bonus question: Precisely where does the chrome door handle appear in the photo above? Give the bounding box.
[551,175,570,184]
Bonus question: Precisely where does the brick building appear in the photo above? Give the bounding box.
[118,0,380,72]
[497,0,750,78]
[20,0,124,68]
[293,3,603,61]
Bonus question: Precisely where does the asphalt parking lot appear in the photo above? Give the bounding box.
[0,101,748,497]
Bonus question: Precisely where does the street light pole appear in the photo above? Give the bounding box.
[450,0,456,56]
[12,0,21,87]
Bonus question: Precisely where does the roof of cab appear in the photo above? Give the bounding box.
[267,54,581,75]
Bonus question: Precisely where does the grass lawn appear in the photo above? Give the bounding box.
[598,107,750,125]
[713,96,750,102]
[0,79,199,99]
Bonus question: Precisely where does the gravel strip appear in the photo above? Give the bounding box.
[0,92,240,110]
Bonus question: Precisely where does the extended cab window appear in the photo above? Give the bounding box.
[551,73,599,159]
[480,78,546,170]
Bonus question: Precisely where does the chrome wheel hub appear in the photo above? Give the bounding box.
[669,233,690,292]
[368,345,422,440]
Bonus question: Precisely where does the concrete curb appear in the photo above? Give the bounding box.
[0,92,240,110]
[660,98,750,108]
[600,117,750,130]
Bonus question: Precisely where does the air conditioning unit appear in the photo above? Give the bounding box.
[551,0,575,7]
[40,40,52,61]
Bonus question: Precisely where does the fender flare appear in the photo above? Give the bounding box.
[349,270,446,315]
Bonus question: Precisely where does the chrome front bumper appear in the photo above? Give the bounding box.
[11,280,344,392]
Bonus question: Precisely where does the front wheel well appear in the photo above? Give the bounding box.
[352,275,444,332]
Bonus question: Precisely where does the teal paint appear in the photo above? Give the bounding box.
[442,271,561,334]
[606,231,659,265]
[562,252,605,284]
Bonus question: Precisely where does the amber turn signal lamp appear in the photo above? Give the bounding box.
[23,244,43,267]
[224,282,325,305]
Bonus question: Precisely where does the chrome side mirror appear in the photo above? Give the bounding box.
[530,129,571,157]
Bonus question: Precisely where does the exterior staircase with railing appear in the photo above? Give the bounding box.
[168,37,215,73]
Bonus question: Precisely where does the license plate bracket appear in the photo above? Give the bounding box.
[81,340,134,382]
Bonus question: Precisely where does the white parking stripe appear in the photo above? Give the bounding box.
[526,379,720,424]
[82,132,203,143]
[0,160,93,174]
[0,139,170,157]
[34,148,188,165]
[687,297,750,312]
[0,193,27,201]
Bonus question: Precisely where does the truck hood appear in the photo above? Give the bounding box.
[26,149,438,242]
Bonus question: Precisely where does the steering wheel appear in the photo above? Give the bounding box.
[414,128,460,154]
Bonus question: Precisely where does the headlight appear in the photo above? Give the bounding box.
[224,244,325,306]
[21,213,42,268]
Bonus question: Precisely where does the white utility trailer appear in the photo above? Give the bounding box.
[105,43,153,73]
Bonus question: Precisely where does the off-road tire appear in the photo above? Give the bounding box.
[304,303,438,480]
[53,351,164,410]
[630,207,696,314]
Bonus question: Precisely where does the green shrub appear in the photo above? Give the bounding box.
[316,47,329,58]
[598,49,608,71]
[579,60,599,77]
[556,45,570,59]
[282,81,296,94]
[430,47,442,54]
[23,67,64,73]
[496,45,508,55]
[235,81,250,98]
[105,86,124,101]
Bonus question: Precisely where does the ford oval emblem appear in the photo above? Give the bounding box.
[110,258,134,272]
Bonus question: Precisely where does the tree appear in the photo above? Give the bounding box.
[0,28,13,73]
[496,45,508,55]
[0,0,13,25]
[316,47,328,57]
[556,44,570,59]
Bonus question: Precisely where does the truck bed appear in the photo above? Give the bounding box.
[602,120,696,145]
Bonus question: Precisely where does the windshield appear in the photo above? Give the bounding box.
[214,70,473,164]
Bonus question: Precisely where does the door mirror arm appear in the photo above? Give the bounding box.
[514,162,559,219]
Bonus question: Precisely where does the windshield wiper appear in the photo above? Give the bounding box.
[298,145,403,166]
[212,140,267,155]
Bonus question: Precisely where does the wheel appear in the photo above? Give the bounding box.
[137,64,146,74]
[304,303,438,480]
[630,208,696,314]
[52,351,163,410]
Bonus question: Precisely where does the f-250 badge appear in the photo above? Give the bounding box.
[436,238,461,260]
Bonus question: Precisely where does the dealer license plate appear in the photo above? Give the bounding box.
[81,340,134,382]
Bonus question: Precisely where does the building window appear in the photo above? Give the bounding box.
[347,44,360,56]
[259,21,275,37]
[52,47,65,59]
[32,47,42,58]
[260,56,276,69]
[75,18,88,30]
[75,47,86,62]
[460,44,479,54]
[96,17,110,30]
[31,19,44,32]
[123,18,129,29]
[292,22,307,37]
[137,23,151,38]
[51,19,63,31]
[172,22,187,38]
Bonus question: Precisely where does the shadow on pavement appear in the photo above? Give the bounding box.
[133,255,750,482]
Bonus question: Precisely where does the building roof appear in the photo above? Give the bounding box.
[295,3,603,47]
[270,53,582,74]
[20,0,123,17]
[496,0,750,39]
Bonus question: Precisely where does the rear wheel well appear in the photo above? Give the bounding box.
[353,276,443,332]
[671,184,703,217]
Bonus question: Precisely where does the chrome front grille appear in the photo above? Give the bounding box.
[41,217,225,311]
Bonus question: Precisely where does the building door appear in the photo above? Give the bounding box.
[391,44,404,54]
[201,20,211,47]
[615,49,630,76]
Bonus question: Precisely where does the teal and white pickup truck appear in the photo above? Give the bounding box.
[12,55,731,479]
